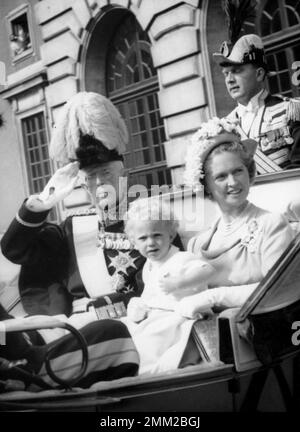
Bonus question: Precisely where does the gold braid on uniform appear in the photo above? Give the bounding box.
[286,98,300,122]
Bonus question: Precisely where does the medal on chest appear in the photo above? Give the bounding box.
[97,221,144,291]
[105,248,144,292]
[97,220,134,250]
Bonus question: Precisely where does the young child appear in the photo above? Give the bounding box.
[124,197,215,322]
[122,197,216,374]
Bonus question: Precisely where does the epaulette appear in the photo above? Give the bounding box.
[66,208,97,217]
[286,97,300,122]
[275,94,287,101]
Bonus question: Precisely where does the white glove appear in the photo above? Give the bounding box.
[26,162,79,211]
[207,284,257,309]
[127,297,150,323]
[175,284,258,319]
[175,292,213,319]
[158,272,179,294]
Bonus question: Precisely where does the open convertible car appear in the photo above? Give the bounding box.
[1,232,300,412]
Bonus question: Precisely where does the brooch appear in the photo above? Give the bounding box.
[240,220,261,252]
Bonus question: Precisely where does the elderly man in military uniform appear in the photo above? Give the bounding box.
[214,34,300,173]
[0,92,148,388]
[0,91,183,388]
[1,92,147,329]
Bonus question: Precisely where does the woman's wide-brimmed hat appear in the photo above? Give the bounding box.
[184,117,257,191]
[49,92,129,167]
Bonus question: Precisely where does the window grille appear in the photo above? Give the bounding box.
[107,14,171,191]
[21,113,57,221]
[257,0,300,97]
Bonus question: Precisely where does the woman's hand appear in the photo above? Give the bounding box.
[175,284,258,318]
[26,162,79,211]
[175,292,213,319]
[127,297,150,323]
[158,272,179,294]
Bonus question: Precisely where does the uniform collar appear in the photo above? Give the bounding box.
[237,89,268,116]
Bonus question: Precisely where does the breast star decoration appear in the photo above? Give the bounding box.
[108,251,139,292]
[108,250,138,274]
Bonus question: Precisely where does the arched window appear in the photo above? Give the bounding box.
[256,0,300,97]
[106,14,171,190]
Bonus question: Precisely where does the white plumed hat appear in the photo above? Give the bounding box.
[49,92,129,166]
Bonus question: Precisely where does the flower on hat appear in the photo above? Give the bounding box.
[183,117,240,190]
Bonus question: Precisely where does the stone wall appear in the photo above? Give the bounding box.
[35,0,213,182]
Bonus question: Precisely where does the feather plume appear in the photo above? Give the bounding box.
[49,92,128,165]
[222,0,257,45]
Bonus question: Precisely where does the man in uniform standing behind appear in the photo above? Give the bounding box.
[213,33,300,173]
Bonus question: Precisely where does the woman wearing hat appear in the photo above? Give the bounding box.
[176,117,294,318]
[0,92,147,386]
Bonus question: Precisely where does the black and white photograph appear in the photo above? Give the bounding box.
[0,0,300,420]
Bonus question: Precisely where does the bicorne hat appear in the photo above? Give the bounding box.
[213,34,268,70]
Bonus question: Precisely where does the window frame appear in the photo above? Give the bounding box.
[256,0,300,99]
[251,0,300,180]
[16,106,58,221]
[106,14,171,191]
[6,3,35,64]
[21,112,51,195]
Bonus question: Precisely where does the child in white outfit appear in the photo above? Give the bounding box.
[124,197,215,322]
[122,197,216,374]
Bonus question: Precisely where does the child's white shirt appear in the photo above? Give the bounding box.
[141,245,209,311]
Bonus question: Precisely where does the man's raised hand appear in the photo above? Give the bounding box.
[26,162,79,211]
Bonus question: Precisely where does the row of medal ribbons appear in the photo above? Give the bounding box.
[97,230,135,250]
[260,125,294,152]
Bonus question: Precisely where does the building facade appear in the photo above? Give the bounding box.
[0,0,299,232]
